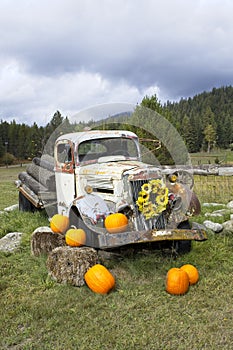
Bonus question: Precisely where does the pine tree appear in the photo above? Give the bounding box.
[202,106,216,129]
[203,124,216,153]
[181,115,199,152]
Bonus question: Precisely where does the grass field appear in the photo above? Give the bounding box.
[190,149,233,166]
[194,175,233,203]
[0,166,233,349]
[0,166,26,210]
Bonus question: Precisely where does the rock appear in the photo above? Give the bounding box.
[47,246,98,287]
[204,212,223,218]
[203,220,223,233]
[222,220,233,233]
[226,201,233,210]
[218,167,233,176]
[0,232,23,253]
[204,209,231,218]
[213,209,230,215]
[202,203,226,207]
[31,226,66,256]
[4,204,19,212]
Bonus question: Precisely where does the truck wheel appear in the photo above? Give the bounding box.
[173,240,192,255]
[172,220,192,255]
[19,192,35,212]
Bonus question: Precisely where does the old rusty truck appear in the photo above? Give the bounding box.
[16,129,207,253]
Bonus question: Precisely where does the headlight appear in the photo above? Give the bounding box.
[85,185,93,194]
[168,174,177,183]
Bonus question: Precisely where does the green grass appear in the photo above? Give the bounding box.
[1,167,233,349]
[0,210,49,240]
[1,232,233,349]
[192,204,231,225]
[190,149,233,165]
[0,165,26,210]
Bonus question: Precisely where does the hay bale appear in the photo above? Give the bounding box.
[31,226,66,256]
[47,246,98,287]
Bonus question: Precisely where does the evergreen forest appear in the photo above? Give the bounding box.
[0,86,233,165]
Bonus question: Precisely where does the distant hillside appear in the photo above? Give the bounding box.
[91,86,233,155]
[164,86,233,152]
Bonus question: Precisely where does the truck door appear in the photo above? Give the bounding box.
[55,140,76,215]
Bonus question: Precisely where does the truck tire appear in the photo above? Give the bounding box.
[172,220,192,255]
[173,240,192,255]
[19,192,35,212]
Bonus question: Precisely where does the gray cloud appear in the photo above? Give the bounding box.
[1,0,233,124]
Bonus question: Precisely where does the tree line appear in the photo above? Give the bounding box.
[165,86,233,152]
[0,111,73,164]
[0,86,233,165]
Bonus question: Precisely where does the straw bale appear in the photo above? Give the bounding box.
[47,246,98,286]
[31,226,66,256]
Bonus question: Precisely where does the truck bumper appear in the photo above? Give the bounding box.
[88,223,207,249]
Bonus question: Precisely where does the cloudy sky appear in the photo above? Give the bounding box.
[1,0,233,125]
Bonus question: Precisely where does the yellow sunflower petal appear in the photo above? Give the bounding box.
[139,190,149,199]
[156,194,168,206]
[150,179,163,193]
[137,205,143,212]
[137,196,144,205]
[158,187,169,196]
[141,183,152,193]
[156,205,167,213]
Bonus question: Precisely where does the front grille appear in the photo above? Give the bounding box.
[130,179,167,231]
[130,179,147,202]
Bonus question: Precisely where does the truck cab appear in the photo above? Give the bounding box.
[54,130,140,215]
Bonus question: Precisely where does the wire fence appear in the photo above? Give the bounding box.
[194,175,233,203]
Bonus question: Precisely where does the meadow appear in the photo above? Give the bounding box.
[190,148,233,166]
[0,166,233,350]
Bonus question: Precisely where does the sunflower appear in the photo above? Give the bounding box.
[142,202,156,219]
[137,205,143,212]
[136,197,144,206]
[138,190,150,202]
[136,191,150,211]
[141,183,152,193]
[150,179,163,193]
[136,178,169,218]
[156,193,169,207]
[158,187,169,197]
[136,196,145,211]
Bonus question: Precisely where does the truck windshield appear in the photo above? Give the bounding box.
[78,137,139,163]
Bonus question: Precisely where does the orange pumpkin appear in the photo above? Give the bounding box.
[84,264,115,294]
[50,214,69,234]
[180,264,199,285]
[65,228,86,247]
[166,267,189,295]
[104,213,128,233]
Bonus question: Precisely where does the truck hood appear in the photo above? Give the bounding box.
[78,160,161,180]
[77,159,162,197]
